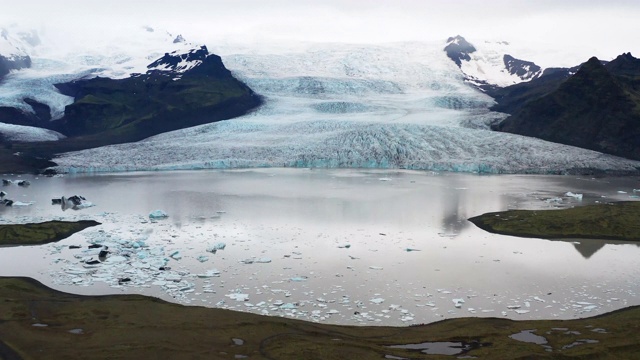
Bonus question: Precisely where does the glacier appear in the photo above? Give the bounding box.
[26,41,640,174]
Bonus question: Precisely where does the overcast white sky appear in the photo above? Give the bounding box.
[2,0,639,67]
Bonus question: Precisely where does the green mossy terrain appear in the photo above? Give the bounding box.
[0,277,639,359]
[0,220,100,246]
[469,201,640,241]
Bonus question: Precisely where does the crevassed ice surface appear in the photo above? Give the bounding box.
[52,41,640,174]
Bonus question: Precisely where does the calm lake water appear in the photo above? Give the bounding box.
[0,168,639,326]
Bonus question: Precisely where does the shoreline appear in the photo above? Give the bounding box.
[1,276,639,359]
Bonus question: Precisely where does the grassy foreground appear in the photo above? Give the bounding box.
[468,201,640,241]
[0,277,639,359]
[0,221,101,246]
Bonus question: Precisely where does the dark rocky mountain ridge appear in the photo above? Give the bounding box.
[51,45,262,143]
[493,53,640,161]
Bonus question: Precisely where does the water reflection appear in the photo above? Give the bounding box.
[546,238,640,259]
[439,186,470,238]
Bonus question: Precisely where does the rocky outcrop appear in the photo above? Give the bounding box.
[50,46,262,146]
[0,54,31,79]
[444,35,476,67]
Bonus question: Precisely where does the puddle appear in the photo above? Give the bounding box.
[387,341,487,356]
[562,339,599,350]
[509,330,548,345]
[384,356,409,360]
[68,328,84,334]
[232,338,245,346]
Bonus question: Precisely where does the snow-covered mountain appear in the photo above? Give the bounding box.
[52,41,640,174]
[444,35,542,88]
[0,27,35,79]
[0,25,196,124]
[0,26,218,143]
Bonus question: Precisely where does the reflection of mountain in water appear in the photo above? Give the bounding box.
[550,238,640,259]
[439,186,471,238]
[571,241,606,259]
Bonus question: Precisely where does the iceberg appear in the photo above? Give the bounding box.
[226,293,249,302]
[565,192,583,200]
[149,210,169,219]
[206,242,226,253]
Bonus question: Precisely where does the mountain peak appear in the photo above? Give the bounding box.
[0,27,33,79]
[503,54,542,81]
[605,52,640,76]
[146,45,209,75]
[444,35,476,66]
[173,34,186,44]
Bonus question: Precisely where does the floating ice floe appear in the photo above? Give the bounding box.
[206,242,227,253]
[565,192,583,200]
[370,297,385,304]
[226,293,249,302]
[149,209,169,219]
[52,195,94,211]
[453,298,465,308]
[197,269,221,278]
[12,201,34,206]
[240,257,272,264]
[2,179,30,186]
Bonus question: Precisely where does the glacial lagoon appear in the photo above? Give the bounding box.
[0,168,638,326]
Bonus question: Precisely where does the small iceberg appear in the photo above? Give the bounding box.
[565,192,583,200]
[149,210,169,219]
[206,242,227,253]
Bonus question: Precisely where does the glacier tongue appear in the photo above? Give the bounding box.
[53,41,640,174]
[0,122,65,142]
